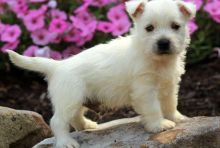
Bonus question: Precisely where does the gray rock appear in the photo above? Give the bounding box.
[34,116,220,148]
[0,106,52,148]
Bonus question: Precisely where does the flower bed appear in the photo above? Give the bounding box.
[0,0,219,63]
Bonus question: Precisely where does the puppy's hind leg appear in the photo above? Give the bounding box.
[51,109,80,148]
[71,106,98,131]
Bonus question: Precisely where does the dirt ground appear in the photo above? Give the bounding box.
[0,54,220,124]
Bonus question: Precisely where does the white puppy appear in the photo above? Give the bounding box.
[8,0,196,147]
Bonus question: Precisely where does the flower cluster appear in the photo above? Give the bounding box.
[185,0,220,33]
[0,23,21,52]
[0,0,131,59]
[0,0,219,60]
[204,0,220,23]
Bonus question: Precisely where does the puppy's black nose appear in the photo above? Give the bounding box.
[157,38,170,53]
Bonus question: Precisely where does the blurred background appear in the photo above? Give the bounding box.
[0,0,220,124]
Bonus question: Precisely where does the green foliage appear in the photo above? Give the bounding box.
[187,11,220,64]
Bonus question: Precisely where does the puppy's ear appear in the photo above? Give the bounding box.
[125,0,145,19]
[176,1,196,20]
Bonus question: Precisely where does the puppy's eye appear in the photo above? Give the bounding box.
[171,22,180,30]
[145,25,154,32]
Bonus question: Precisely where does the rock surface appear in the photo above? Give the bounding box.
[0,106,52,148]
[34,116,220,148]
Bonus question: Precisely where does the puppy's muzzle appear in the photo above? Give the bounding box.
[156,38,171,55]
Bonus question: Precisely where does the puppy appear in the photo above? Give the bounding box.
[8,0,196,147]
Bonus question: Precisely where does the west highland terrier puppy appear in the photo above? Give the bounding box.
[8,0,196,147]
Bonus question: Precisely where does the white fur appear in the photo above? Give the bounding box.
[8,0,196,147]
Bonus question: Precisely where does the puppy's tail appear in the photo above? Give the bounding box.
[7,50,59,75]
[85,116,141,132]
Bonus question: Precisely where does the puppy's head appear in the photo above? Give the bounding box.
[126,0,196,56]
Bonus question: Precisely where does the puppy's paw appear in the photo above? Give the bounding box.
[144,119,176,133]
[167,111,189,123]
[55,137,80,148]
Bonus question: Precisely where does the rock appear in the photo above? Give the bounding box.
[34,116,220,148]
[0,106,52,148]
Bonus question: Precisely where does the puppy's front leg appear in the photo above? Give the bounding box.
[131,78,175,133]
[159,80,187,122]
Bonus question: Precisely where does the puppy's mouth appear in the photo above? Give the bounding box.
[156,50,172,55]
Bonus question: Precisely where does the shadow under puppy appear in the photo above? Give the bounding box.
[8,0,196,147]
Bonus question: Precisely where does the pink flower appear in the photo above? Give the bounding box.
[6,0,28,18]
[83,0,93,3]
[109,0,118,3]
[84,33,94,42]
[70,11,97,37]
[0,6,5,15]
[74,1,91,13]
[23,45,39,56]
[204,0,220,23]
[75,37,87,47]
[0,22,5,34]
[1,25,21,43]
[90,0,110,7]
[50,34,62,43]
[82,0,112,8]
[73,10,96,24]
[50,50,62,59]
[63,27,81,42]
[111,19,131,36]
[97,21,113,33]
[107,4,127,22]
[0,0,6,3]
[106,4,131,36]
[49,19,68,34]
[0,0,6,14]
[1,40,20,52]
[69,17,96,46]
[184,0,202,10]
[7,0,26,7]
[51,9,67,20]
[5,0,15,6]
[30,0,46,3]
[39,5,48,13]
[75,33,94,46]
[62,46,81,58]
[31,29,52,45]
[13,4,29,18]
[70,10,97,46]
[188,20,198,34]
[23,9,45,31]
[81,20,97,36]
